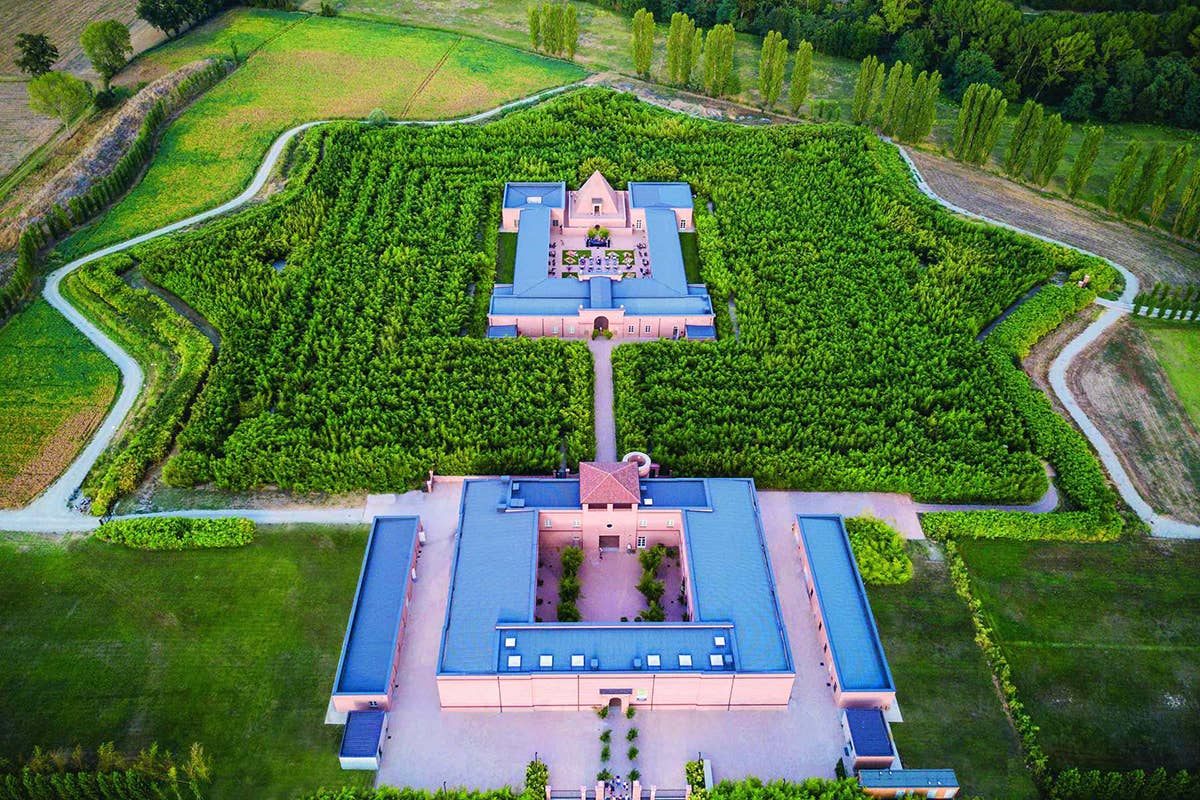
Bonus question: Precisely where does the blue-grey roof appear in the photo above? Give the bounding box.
[590,277,614,309]
[513,206,556,295]
[487,324,517,338]
[685,324,716,340]
[846,708,892,757]
[339,710,385,758]
[440,477,792,676]
[503,181,566,209]
[332,517,420,695]
[629,182,693,209]
[858,770,959,789]
[795,515,895,693]
[438,480,538,674]
[496,624,737,673]
[684,480,792,672]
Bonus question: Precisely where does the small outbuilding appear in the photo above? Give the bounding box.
[338,710,388,770]
[858,768,959,798]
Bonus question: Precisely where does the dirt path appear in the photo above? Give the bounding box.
[1022,306,1101,420]
[907,150,1200,287]
[1067,316,1200,524]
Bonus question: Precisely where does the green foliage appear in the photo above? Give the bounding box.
[879,61,910,136]
[1066,125,1103,198]
[628,769,640,782]
[636,573,664,604]
[1106,141,1143,212]
[707,779,867,800]
[600,744,610,762]
[558,574,581,603]
[756,30,787,110]
[851,55,884,125]
[595,705,608,719]
[1149,144,1193,226]
[685,760,706,795]
[14,33,59,77]
[636,542,666,574]
[366,108,389,127]
[94,516,255,550]
[1126,142,1167,218]
[1045,768,1200,800]
[561,544,584,576]
[0,741,211,800]
[626,727,638,741]
[81,20,133,90]
[1030,113,1071,187]
[529,2,575,58]
[1003,100,1043,179]
[954,83,1006,165]
[702,24,735,97]
[667,13,699,87]
[627,745,639,761]
[788,41,813,116]
[26,71,90,124]
[62,252,214,515]
[1174,160,1200,239]
[523,759,549,799]
[625,705,635,719]
[843,517,912,585]
[599,729,611,743]
[556,601,582,622]
[631,9,654,79]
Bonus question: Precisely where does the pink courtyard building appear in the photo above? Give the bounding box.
[487,172,716,340]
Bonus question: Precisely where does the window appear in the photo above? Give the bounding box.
[636,535,646,549]
[639,519,647,528]
[634,218,643,230]
[593,200,602,214]
[644,325,651,333]
[666,519,674,528]
[368,700,378,708]
[568,325,575,334]
[507,655,522,668]
[628,325,635,333]
[678,654,692,667]
[571,654,585,668]
[646,654,661,668]
[680,218,687,230]
[572,519,581,528]
[539,654,553,668]
[544,517,552,527]
[551,326,559,334]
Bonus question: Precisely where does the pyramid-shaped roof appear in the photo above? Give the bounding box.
[573,170,620,215]
[578,461,640,506]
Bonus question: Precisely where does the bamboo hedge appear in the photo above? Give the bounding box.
[95,516,254,549]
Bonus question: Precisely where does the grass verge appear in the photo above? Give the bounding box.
[1137,318,1200,428]
[0,523,373,800]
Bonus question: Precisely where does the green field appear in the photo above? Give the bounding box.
[1138,319,1200,429]
[59,10,586,259]
[0,524,372,800]
[0,300,118,507]
[868,545,1037,800]
[959,538,1200,772]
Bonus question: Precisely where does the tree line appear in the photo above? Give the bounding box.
[527,2,580,60]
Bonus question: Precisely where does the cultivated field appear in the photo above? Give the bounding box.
[869,544,1037,800]
[58,10,587,259]
[0,80,62,178]
[1069,317,1200,524]
[1139,319,1200,429]
[0,524,373,800]
[0,300,118,507]
[960,538,1200,772]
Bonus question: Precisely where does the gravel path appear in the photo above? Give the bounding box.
[588,337,618,462]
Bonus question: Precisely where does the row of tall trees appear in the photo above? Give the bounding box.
[1106,141,1200,232]
[631,11,737,99]
[851,56,941,143]
[527,2,579,60]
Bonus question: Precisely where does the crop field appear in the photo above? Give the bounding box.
[0,300,118,507]
[959,538,1200,772]
[1139,318,1200,428]
[1069,317,1200,524]
[59,10,586,259]
[0,524,373,800]
[869,545,1036,800]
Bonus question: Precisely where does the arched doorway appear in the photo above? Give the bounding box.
[608,697,623,712]
[594,316,609,333]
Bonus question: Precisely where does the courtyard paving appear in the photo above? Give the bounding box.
[374,479,846,791]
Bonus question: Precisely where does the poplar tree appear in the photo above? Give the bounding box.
[564,4,578,60]
[687,26,703,89]
[1030,113,1071,187]
[528,6,541,49]
[882,62,912,137]
[1173,160,1200,239]
[880,61,905,135]
[703,24,735,97]
[1127,142,1167,218]
[666,13,684,83]
[899,69,940,143]
[1149,144,1192,226]
[1106,141,1142,212]
[757,30,787,110]
[1067,125,1103,197]
[1003,100,1043,178]
[954,83,1005,164]
[631,9,654,79]
[677,15,697,86]
[914,70,942,142]
[852,55,884,125]
[789,40,812,115]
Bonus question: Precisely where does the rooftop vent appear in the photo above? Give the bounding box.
[590,658,599,670]
[633,657,643,669]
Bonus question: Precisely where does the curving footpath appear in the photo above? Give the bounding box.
[891,140,1200,539]
[2,87,1194,537]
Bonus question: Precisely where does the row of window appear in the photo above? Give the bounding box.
[504,652,727,670]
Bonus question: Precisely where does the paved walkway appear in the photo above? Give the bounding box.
[589,337,618,462]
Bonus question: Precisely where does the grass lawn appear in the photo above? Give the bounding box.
[0,524,373,800]
[1138,318,1200,429]
[868,544,1037,800]
[59,10,586,260]
[0,300,118,507]
[496,231,517,283]
[679,231,701,283]
[959,538,1200,772]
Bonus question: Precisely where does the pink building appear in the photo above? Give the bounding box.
[488,173,715,341]
[435,463,794,711]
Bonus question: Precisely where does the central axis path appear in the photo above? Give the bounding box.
[588,337,617,461]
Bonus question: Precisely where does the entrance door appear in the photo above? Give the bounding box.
[594,316,609,333]
[599,535,620,551]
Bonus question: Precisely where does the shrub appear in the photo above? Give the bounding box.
[94,517,254,550]
[600,744,610,762]
[626,728,638,741]
[637,542,666,573]
[636,573,664,603]
[556,601,581,622]
[599,729,611,743]
[640,601,665,621]
[844,517,912,585]
[561,545,584,576]
[524,759,549,799]
[366,107,388,127]
[625,705,635,719]
[627,745,639,760]
[628,769,640,781]
[595,705,608,719]
[597,769,612,782]
[558,574,581,603]
[685,760,706,793]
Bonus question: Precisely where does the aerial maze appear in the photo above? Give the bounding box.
[77,89,1118,539]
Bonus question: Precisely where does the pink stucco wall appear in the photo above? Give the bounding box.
[862,788,958,799]
[487,311,715,340]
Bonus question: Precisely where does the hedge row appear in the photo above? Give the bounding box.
[844,516,912,585]
[0,769,179,800]
[925,272,1123,542]
[94,516,254,549]
[1046,767,1200,800]
[63,252,213,515]
[0,228,40,321]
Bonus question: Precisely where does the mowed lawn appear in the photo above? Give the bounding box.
[0,524,372,800]
[60,11,586,259]
[1138,319,1200,429]
[959,538,1200,772]
[0,300,118,507]
[868,545,1037,800]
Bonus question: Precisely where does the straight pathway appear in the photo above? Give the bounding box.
[588,336,618,462]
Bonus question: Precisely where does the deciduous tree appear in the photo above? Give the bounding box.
[1003,99,1043,178]
[757,30,787,110]
[1106,141,1142,212]
[14,33,58,77]
[631,8,654,79]
[81,20,132,90]
[1030,113,1070,187]
[1127,142,1167,218]
[26,70,90,124]
[1067,125,1103,198]
[789,40,812,115]
[1149,144,1193,226]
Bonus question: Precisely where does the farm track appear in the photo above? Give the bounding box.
[2,83,1196,538]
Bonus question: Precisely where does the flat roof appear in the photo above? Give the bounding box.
[332,516,420,695]
[845,708,892,757]
[439,477,792,676]
[795,515,895,693]
[503,181,566,209]
[589,276,614,309]
[339,710,385,758]
[685,324,716,340]
[486,324,517,338]
[628,182,693,209]
[858,770,959,789]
